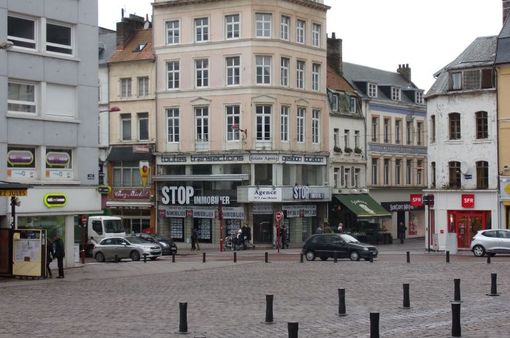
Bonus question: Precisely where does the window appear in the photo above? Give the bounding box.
[417,160,423,185]
[296,19,305,44]
[8,16,36,49]
[349,97,357,113]
[281,57,289,86]
[354,130,360,149]
[195,107,209,142]
[449,161,461,188]
[312,63,320,91]
[343,167,350,188]
[113,163,142,187]
[46,22,72,55]
[395,120,402,144]
[451,69,495,90]
[256,105,272,141]
[120,78,131,98]
[167,61,180,89]
[344,130,350,148]
[334,168,339,188]
[312,109,320,144]
[46,84,75,118]
[416,122,423,145]
[226,105,240,141]
[166,108,180,143]
[406,121,413,145]
[225,14,240,39]
[195,17,209,42]
[331,94,339,112]
[256,13,272,38]
[226,56,240,86]
[451,72,462,90]
[391,87,401,101]
[449,113,461,140]
[406,160,412,185]
[121,114,131,141]
[353,168,360,187]
[281,106,289,142]
[383,118,390,143]
[195,59,209,88]
[334,128,339,147]
[137,112,149,141]
[312,23,321,47]
[297,107,305,143]
[137,77,149,97]
[383,159,390,185]
[372,159,378,185]
[431,116,436,143]
[8,81,36,113]
[256,56,271,84]
[395,159,402,185]
[481,69,495,89]
[280,16,290,40]
[431,162,436,188]
[463,70,480,90]
[297,61,305,89]
[415,91,424,104]
[166,20,180,44]
[368,83,377,97]
[476,111,488,139]
[476,161,489,189]
[371,117,379,142]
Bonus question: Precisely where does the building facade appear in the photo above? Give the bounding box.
[426,36,499,250]
[1,0,100,267]
[152,0,331,248]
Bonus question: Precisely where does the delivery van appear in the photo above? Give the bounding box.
[86,216,126,255]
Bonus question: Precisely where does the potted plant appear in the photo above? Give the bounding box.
[334,146,342,153]
[344,147,353,154]
[354,147,362,154]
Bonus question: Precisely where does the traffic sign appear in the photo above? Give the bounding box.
[275,211,283,222]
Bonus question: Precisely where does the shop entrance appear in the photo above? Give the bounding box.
[448,211,488,249]
[253,215,273,244]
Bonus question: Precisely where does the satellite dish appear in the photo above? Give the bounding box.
[461,162,470,174]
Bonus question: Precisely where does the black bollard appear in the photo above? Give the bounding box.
[265,251,269,263]
[487,273,500,296]
[265,294,274,323]
[451,303,461,337]
[288,322,299,338]
[334,251,338,263]
[143,253,147,263]
[402,283,410,309]
[370,312,380,338]
[446,250,450,263]
[406,251,410,263]
[300,253,303,263]
[172,253,176,263]
[114,254,119,263]
[202,252,206,263]
[179,302,188,333]
[234,252,237,263]
[338,288,346,316]
[487,254,491,264]
[453,279,461,303]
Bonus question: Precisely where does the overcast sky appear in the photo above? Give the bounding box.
[98,0,503,91]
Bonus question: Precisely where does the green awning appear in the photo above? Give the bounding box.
[334,194,391,218]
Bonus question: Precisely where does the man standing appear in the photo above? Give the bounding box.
[53,234,65,279]
[398,222,407,244]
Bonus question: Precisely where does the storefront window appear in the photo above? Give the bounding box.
[170,218,184,241]
[18,216,65,240]
[226,219,241,235]
[194,219,212,242]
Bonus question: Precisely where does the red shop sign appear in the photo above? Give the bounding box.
[410,194,423,207]
[462,194,475,208]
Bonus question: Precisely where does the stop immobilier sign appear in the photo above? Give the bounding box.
[275,211,283,222]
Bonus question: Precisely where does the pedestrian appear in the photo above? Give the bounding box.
[53,234,65,279]
[46,238,53,278]
[281,224,289,249]
[398,222,407,244]
[337,222,344,233]
[192,227,200,251]
[241,224,250,250]
[315,224,323,234]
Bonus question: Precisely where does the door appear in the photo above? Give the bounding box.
[455,213,484,249]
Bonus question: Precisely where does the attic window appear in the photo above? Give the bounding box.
[391,87,401,101]
[367,83,377,97]
[133,43,146,52]
[331,94,338,111]
[450,68,494,91]
[415,91,424,104]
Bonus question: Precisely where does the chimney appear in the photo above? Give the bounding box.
[116,13,145,49]
[504,0,510,24]
[327,32,343,75]
[397,64,412,82]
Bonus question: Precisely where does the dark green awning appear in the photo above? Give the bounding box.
[334,194,391,218]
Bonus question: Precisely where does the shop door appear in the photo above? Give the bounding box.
[456,213,484,249]
[253,215,273,244]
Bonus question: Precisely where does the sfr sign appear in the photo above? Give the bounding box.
[462,194,475,208]
[410,194,423,207]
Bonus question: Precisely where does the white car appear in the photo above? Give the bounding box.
[470,229,510,257]
[93,236,162,262]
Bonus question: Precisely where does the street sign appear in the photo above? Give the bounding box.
[275,211,283,222]
[97,185,111,194]
[43,193,67,208]
[80,214,88,225]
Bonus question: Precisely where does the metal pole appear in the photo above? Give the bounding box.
[446,250,450,263]
[265,294,274,323]
[234,251,237,263]
[265,251,269,263]
[370,312,380,338]
[451,303,461,337]
[406,251,410,263]
[338,288,346,316]
[10,196,16,229]
[454,278,461,302]
[202,252,206,263]
[288,322,298,338]
[402,284,410,309]
[179,302,188,333]
[300,253,303,263]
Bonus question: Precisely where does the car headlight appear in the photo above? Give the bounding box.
[160,242,169,247]
[363,247,369,251]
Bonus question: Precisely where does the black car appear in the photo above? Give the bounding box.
[302,233,378,261]
[138,233,178,255]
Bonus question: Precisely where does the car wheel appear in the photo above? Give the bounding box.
[320,256,328,261]
[472,245,485,257]
[305,251,316,261]
[349,251,360,261]
[130,250,141,261]
[95,252,105,263]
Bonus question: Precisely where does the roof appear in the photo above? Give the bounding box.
[427,36,497,97]
[109,28,154,63]
[496,17,510,64]
[326,65,355,93]
[99,27,116,66]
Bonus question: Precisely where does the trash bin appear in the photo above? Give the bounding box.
[446,232,458,254]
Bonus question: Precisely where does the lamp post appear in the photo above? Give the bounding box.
[218,200,224,252]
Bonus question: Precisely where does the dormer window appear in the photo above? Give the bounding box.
[349,96,356,113]
[367,83,377,97]
[331,94,338,112]
[391,87,401,101]
[415,91,424,104]
[450,68,494,91]
[133,43,146,52]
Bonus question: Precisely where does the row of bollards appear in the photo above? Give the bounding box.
[404,250,493,264]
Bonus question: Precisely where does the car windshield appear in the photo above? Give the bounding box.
[339,234,359,243]
[125,236,148,244]
[104,219,124,233]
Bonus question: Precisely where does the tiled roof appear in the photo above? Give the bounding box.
[327,65,355,93]
[109,29,154,63]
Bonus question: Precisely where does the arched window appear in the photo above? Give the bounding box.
[476,161,488,189]
[449,113,461,140]
[476,111,488,139]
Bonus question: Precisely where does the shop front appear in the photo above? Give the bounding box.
[447,210,490,249]
[380,201,425,239]
[105,187,153,234]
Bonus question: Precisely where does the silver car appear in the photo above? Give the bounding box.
[470,229,510,257]
[93,236,162,262]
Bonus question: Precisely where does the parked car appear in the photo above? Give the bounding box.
[471,229,510,257]
[137,233,178,255]
[302,233,378,261]
[93,236,162,262]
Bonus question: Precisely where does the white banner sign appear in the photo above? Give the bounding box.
[248,187,282,202]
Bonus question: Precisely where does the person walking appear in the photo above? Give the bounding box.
[398,222,407,244]
[46,239,53,278]
[337,222,344,233]
[53,234,65,279]
[281,224,289,249]
[191,227,200,251]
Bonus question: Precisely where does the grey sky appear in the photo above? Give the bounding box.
[98,0,503,91]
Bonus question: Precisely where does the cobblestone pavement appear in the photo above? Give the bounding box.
[1,241,510,338]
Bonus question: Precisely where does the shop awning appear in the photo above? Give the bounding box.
[334,194,391,218]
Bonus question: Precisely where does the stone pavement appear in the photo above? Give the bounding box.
[1,240,509,337]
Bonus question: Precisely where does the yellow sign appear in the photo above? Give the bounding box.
[0,189,27,197]
[139,161,150,187]
[44,193,67,208]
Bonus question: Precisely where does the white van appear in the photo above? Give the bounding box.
[87,216,126,245]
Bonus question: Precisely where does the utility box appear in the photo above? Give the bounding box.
[446,232,458,255]
[12,229,46,278]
